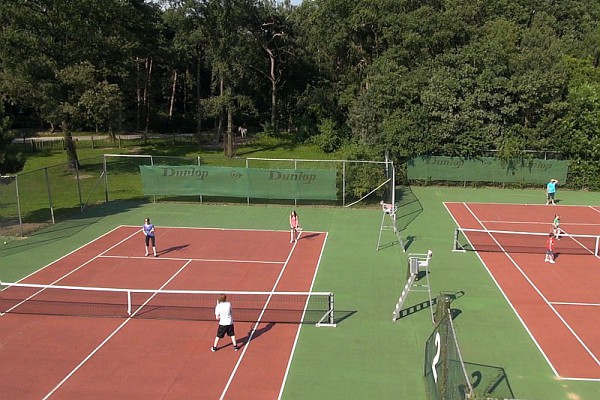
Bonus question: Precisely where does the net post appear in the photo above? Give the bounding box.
[127,290,132,316]
[453,228,459,251]
[316,292,337,327]
[596,236,599,257]
[328,292,334,325]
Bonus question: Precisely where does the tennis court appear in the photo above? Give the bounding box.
[4,190,600,399]
[445,202,600,381]
[0,225,330,399]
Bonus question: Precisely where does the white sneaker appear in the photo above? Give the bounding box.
[145,252,149,256]
[549,260,556,263]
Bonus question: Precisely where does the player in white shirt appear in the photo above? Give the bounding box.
[211,294,239,352]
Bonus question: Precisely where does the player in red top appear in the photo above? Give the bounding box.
[545,232,556,263]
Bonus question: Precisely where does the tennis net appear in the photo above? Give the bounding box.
[453,227,600,256]
[0,282,335,326]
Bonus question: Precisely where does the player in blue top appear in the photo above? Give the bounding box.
[546,179,558,205]
[142,217,157,257]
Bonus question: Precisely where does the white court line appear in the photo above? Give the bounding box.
[557,228,600,260]
[13,226,321,397]
[99,254,285,264]
[8,225,125,285]
[480,220,600,227]
[219,235,301,399]
[442,202,559,374]
[589,206,600,215]
[279,232,329,399]
[122,224,325,234]
[43,260,193,399]
[463,203,600,376]
[550,301,600,307]
[444,201,599,208]
[2,227,142,317]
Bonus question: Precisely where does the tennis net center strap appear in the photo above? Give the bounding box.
[453,227,600,256]
[0,282,336,326]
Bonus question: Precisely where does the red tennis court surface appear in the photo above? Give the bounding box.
[445,203,600,381]
[0,226,329,399]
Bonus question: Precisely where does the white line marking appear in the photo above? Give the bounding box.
[99,254,285,264]
[550,301,600,307]
[589,206,600,215]
[10,225,125,284]
[122,225,325,234]
[2,227,141,317]
[278,232,329,399]
[463,203,600,373]
[219,235,302,399]
[43,261,192,399]
[480,220,600,227]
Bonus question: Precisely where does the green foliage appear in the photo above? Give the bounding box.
[310,118,345,153]
[0,0,599,187]
[0,102,25,174]
[259,122,279,138]
[336,141,386,199]
[78,81,124,136]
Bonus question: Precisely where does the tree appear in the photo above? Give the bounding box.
[0,101,24,174]
[78,81,124,138]
[0,0,164,167]
[242,0,299,131]
[196,0,260,157]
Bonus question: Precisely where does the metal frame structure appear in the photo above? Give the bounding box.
[392,251,433,323]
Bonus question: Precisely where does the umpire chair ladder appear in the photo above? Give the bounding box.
[376,203,405,252]
[392,250,434,323]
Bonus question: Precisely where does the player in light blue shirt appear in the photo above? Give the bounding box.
[546,179,558,205]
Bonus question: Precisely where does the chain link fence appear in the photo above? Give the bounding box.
[0,155,394,238]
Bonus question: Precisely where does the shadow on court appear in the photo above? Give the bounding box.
[395,186,424,232]
[396,290,465,321]
[297,232,321,241]
[0,201,144,258]
[332,310,357,325]
[239,311,358,344]
[392,186,423,251]
[158,244,190,255]
[462,362,516,399]
[239,322,276,345]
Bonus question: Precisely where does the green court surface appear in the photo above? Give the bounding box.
[2,186,600,399]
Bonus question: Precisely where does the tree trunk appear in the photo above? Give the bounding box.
[216,75,224,145]
[225,106,234,158]
[271,77,277,131]
[62,120,80,170]
[169,69,177,119]
[196,52,202,139]
[144,57,153,137]
[183,68,189,118]
[268,49,278,132]
[136,57,142,132]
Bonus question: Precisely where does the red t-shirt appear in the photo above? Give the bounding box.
[546,237,555,251]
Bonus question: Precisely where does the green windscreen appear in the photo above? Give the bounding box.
[408,156,568,184]
[139,165,337,200]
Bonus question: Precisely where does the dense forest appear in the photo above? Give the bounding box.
[0,0,599,183]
